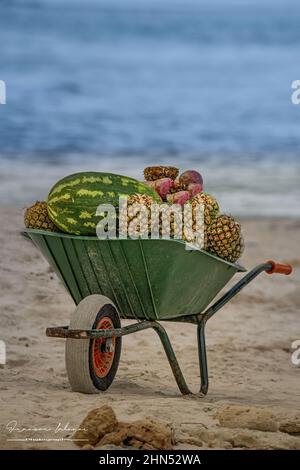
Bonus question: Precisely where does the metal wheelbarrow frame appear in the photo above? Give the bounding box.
[23,229,292,396]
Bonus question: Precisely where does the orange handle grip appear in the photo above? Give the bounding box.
[266,260,293,275]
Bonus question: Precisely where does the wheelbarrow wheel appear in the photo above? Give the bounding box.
[65,294,121,394]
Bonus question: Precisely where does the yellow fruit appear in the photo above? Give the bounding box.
[143,166,179,181]
[206,215,244,263]
[24,201,59,232]
[183,193,220,248]
[120,193,154,237]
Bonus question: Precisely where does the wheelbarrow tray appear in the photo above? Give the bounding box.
[24,229,245,321]
[23,229,291,395]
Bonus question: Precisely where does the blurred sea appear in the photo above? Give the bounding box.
[0,0,300,215]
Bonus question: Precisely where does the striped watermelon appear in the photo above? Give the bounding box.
[47,172,161,235]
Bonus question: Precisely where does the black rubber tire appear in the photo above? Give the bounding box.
[65,295,121,394]
[89,303,121,391]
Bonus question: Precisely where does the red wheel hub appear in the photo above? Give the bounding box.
[92,317,115,378]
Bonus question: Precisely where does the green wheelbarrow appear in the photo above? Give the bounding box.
[23,229,292,396]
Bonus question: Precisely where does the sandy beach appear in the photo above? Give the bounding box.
[0,207,299,450]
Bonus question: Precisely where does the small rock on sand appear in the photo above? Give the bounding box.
[73,406,173,450]
[216,405,278,432]
[98,418,173,450]
[73,405,118,447]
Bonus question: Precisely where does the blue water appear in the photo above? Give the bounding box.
[0,0,300,214]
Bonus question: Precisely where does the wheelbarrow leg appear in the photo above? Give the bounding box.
[197,320,208,395]
[152,322,209,396]
[152,323,191,395]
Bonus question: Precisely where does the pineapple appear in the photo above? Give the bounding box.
[206,215,244,263]
[24,201,59,232]
[183,193,220,248]
[189,193,219,226]
[120,193,154,238]
[158,203,183,239]
[124,193,183,239]
[144,166,179,181]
